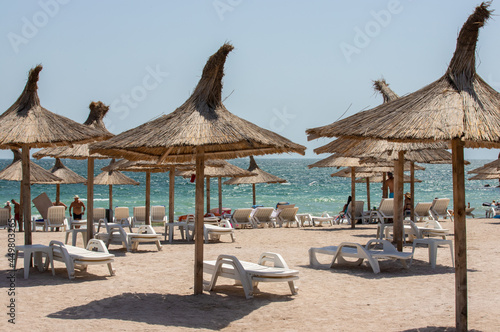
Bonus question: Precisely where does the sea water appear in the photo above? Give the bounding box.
[0,158,496,219]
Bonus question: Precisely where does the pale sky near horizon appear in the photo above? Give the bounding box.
[2,0,500,160]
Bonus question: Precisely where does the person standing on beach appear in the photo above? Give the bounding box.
[69,195,86,220]
[11,199,20,230]
[383,172,395,198]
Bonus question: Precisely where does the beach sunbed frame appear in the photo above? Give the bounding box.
[203,252,299,299]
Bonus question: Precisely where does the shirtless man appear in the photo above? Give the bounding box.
[383,172,395,198]
[69,195,86,220]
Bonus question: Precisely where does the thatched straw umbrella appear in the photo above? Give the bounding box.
[89,43,306,294]
[467,159,500,183]
[33,101,113,238]
[307,4,495,329]
[94,159,140,211]
[49,158,87,205]
[177,159,256,214]
[0,149,63,184]
[0,66,108,243]
[224,156,287,206]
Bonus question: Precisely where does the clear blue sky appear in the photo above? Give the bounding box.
[1,0,499,160]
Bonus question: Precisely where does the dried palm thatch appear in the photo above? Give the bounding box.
[224,156,286,185]
[50,158,87,184]
[307,4,495,329]
[330,166,422,178]
[101,159,223,173]
[177,160,255,178]
[0,150,62,184]
[355,174,421,183]
[308,154,425,170]
[94,170,140,186]
[89,44,306,162]
[467,158,500,174]
[49,157,87,204]
[373,79,399,103]
[468,173,499,180]
[0,66,107,149]
[33,101,113,159]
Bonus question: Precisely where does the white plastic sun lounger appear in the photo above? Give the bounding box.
[50,239,115,279]
[204,252,299,299]
[203,219,235,244]
[127,225,163,251]
[309,239,412,274]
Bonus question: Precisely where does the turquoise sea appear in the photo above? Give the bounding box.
[0,158,497,219]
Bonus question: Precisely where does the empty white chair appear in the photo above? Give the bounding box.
[251,207,275,228]
[430,198,453,221]
[229,208,254,229]
[133,206,147,226]
[114,207,132,231]
[277,207,300,228]
[44,206,67,232]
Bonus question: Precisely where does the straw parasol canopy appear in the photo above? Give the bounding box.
[306,4,495,329]
[94,159,140,210]
[33,100,114,239]
[177,159,256,213]
[50,157,87,204]
[89,43,306,295]
[0,66,107,242]
[0,149,62,184]
[309,154,425,170]
[224,156,287,206]
[355,174,422,183]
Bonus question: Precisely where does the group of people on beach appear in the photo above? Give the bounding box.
[4,195,86,230]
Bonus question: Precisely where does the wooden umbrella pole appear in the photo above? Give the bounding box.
[206,176,211,213]
[366,178,370,212]
[410,162,415,222]
[218,177,222,216]
[350,167,355,229]
[169,166,175,223]
[146,171,151,225]
[109,185,113,211]
[87,157,94,242]
[194,148,205,295]
[22,144,31,245]
[56,184,61,204]
[18,184,23,232]
[252,183,256,206]
[382,172,387,198]
[393,151,405,251]
[452,138,467,331]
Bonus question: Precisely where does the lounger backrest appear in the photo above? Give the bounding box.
[0,208,10,226]
[431,198,450,215]
[137,225,156,234]
[133,206,146,223]
[232,208,252,222]
[47,206,66,225]
[253,207,274,220]
[279,207,299,221]
[414,202,432,217]
[115,207,129,220]
[378,199,394,217]
[93,208,106,223]
[151,206,166,222]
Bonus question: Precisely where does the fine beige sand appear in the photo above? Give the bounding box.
[2,218,499,331]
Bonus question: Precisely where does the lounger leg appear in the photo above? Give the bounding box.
[308,248,322,266]
[230,233,235,242]
[155,240,162,251]
[288,281,298,295]
[107,263,116,276]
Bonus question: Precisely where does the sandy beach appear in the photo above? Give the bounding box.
[2,218,499,331]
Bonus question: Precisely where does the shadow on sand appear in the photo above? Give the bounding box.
[47,291,291,329]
